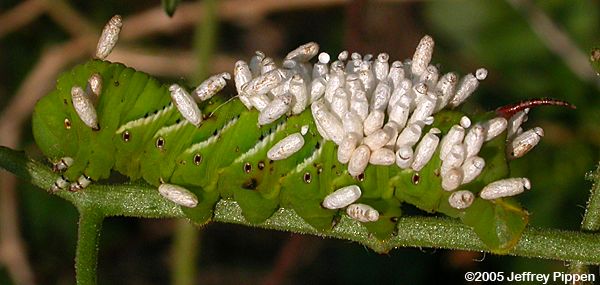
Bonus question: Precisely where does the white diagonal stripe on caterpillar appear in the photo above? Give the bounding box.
[292,141,324,174]
[154,119,189,138]
[182,117,240,155]
[116,104,175,134]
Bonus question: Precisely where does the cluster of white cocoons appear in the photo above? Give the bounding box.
[83,17,541,213]
[233,36,540,214]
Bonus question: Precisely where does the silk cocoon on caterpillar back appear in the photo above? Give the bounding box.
[32,16,575,253]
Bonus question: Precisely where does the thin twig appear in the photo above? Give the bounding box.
[75,210,104,285]
[568,163,600,281]
[41,0,96,37]
[506,0,600,88]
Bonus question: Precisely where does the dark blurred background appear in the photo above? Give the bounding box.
[1,0,599,284]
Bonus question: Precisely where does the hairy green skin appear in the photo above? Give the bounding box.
[32,60,528,252]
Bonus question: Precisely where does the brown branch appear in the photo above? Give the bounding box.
[107,47,237,77]
[41,0,96,37]
[0,0,46,38]
[121,0,347,40]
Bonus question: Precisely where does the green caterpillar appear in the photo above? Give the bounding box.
[31,18,574,253]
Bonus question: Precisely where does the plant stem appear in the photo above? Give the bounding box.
[568,162,600,280]
[193,0,218,82]
[172,220,200,285]
[582,163,600,231]
[75,210,103,285]
[2,147,600,264]
[213,199,600,263]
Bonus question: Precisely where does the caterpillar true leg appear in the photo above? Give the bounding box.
[50,175,70,193]
[52,157,74,172]
[69,174,93,192]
